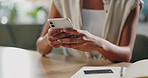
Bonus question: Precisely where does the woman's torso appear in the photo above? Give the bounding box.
[64,0,107,59]
[81,9,106,58]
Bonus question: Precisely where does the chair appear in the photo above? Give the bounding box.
[131,34,148,62]
[0,25,15,46]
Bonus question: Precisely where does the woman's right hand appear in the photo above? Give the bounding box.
[47,28,73,48]
[47,28,61,48]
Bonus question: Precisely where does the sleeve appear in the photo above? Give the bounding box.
[132,0,144,10]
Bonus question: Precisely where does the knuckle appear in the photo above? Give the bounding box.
[83,30,89,34]
[48,38,52,42]
[73,29,78,34]
[82,36,89,41]
[48,28,52,32]
[48,28,53,35]
[48,36,54,41]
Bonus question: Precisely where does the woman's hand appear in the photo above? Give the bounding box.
[51,28,102,52]
[47,28,75,48]
[47,28,61,48]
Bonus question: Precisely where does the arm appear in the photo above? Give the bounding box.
[98,5,141,62]
[36,2,61,55]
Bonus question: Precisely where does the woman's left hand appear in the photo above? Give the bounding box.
[53,28,102,52]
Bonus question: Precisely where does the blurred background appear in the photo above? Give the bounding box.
[0,0,52,50]
[0,0,148,62]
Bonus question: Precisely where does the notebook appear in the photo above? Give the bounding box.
[71,59,148,78]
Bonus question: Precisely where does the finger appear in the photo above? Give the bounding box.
[61,43,84,48]
[63,28,83,36]
[48,28,64,36]
[53,32,73,39]
[48,35,55,41]
[53,44,61,48]
[51,44,61,48]
[51,40,60,44]
[47,38,61,45]
[58,37,85,43]
[48,41,61,48]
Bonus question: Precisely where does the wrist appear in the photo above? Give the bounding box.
[95,36,110,52]
[94,36,106,51]
[37,34,53,55]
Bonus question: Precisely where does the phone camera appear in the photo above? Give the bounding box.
[51,25,55,27]
[50,22,53,24]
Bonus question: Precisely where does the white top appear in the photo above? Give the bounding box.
[54,0,143,64]
[82,9,106,37]
[82,9,106,58]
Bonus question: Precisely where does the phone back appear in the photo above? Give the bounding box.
[48,18,73,29]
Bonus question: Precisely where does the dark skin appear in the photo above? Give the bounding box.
[36,0,141,62]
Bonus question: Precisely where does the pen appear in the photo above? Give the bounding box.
[120,67,123,77]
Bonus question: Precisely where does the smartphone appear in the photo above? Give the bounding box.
[48,18,73,29]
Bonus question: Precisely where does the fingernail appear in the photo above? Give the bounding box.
[57,39,61,43]
[63,29,66,32]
